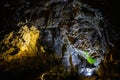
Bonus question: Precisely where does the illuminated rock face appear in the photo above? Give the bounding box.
[59,0,107,76]
[0,25,39,70]
[34,0,108,76]
[0,0,110,79]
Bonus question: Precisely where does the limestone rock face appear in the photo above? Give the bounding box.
[0,0,107,77]
[1,0,119,80]
[0,25,40,71]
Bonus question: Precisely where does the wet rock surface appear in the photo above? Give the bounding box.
[0,0,120,80]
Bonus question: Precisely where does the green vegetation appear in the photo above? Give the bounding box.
[84,51,96,64]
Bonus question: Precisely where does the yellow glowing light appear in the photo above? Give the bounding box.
[0,25,40,61]
[40,46,45,53]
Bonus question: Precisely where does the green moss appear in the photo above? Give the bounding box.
[84,51,96,64]
[87,57,96,64]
